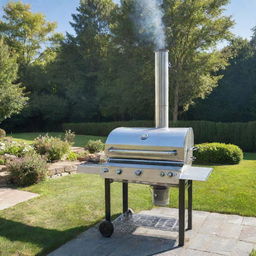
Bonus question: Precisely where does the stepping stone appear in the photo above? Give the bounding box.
[240,225,256,243]
[0,188,38,210]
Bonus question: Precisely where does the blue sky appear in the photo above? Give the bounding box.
[0,0,256,41]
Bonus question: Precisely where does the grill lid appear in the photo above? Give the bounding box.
[105,127,194,164]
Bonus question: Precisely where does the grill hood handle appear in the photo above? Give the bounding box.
[108,148,177,156]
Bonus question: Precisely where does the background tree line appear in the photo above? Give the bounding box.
[0,0,255,132]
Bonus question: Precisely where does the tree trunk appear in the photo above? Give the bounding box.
[173,85,179,122]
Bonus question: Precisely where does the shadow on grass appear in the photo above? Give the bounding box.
[0,218,98,256]
[0,213,121,256]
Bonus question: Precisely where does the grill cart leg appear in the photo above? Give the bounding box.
[122,181,134,218]
[122,181,128,214]
[188,180,192,230]
[105,178,111,222]
[99,178,114,237]
[179,180,185,246]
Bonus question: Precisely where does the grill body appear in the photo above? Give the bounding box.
[101,127,194,185]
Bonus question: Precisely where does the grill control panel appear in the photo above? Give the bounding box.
[116,169,122,175]
[103,168,109,173]
[100,166,180,184]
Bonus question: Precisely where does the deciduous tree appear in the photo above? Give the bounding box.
[0,1,58,65]
[164,0,234,120]
[0,39,27,122]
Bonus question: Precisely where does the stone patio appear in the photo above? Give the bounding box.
[49,207,256,256]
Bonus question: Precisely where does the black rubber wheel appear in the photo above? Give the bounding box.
[99,221,114,238]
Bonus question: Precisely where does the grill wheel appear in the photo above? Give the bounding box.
[99,221,114,237]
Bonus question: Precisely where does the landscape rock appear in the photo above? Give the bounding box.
[87,152,107,163]
[71,147,85,154]
[77,155,89,162]
[0,165,7,172]
[3,154,18,161]
[87,154,101,163]
[47,161,80,177]
[0,170,11,186]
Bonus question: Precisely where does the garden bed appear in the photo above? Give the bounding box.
[0,131,106,187]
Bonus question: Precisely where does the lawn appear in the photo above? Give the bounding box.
[251,250,256,256]
[0,133,255,255]
[9,132,106,147]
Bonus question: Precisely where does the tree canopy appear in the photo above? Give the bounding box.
[187,35,256,122]
[0,38,27,122]
[0,1,59,66]
[0,0,254,132]
[163,0,234,120]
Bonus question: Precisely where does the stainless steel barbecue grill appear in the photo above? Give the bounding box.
[78,50,212,247]
[101,127,194,185]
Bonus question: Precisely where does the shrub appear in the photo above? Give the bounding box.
[76,151,89,161]
[34,135,70,162]
[64,130,75,145]
[85,140,105,153]
[194,143,243,165]
[8,152,47,187]
[0,138,34,157]
[0,128,6,138]
[66,151,78,161]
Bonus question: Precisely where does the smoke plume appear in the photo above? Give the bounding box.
[132,0,166,50]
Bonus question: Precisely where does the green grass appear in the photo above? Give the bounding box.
[0,134,255,255]
[250,250,256,256]
[0,175,153,256]
[9,132,106,147]
[170,153,256,216]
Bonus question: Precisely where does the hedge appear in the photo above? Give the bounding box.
[62,120,256,152]
[194,143,243,165]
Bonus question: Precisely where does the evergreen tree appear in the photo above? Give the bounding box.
[187,37,256,122]
[97,0,155,120]
[51,0,115,122]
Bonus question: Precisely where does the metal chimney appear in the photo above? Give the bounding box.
[155,50,169,128]
[153,49,170,207]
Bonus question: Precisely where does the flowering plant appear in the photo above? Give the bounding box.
[0,138,34,157]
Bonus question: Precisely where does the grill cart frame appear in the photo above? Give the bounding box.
[100,178,192,246]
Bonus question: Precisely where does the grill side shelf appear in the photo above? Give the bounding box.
[179,166,213,181]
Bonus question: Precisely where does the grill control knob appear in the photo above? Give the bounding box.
[116,169,122,175]
[167,172,174,177]
[103,168,109,173]
[135,169,143,176]
[160,171,165,177]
